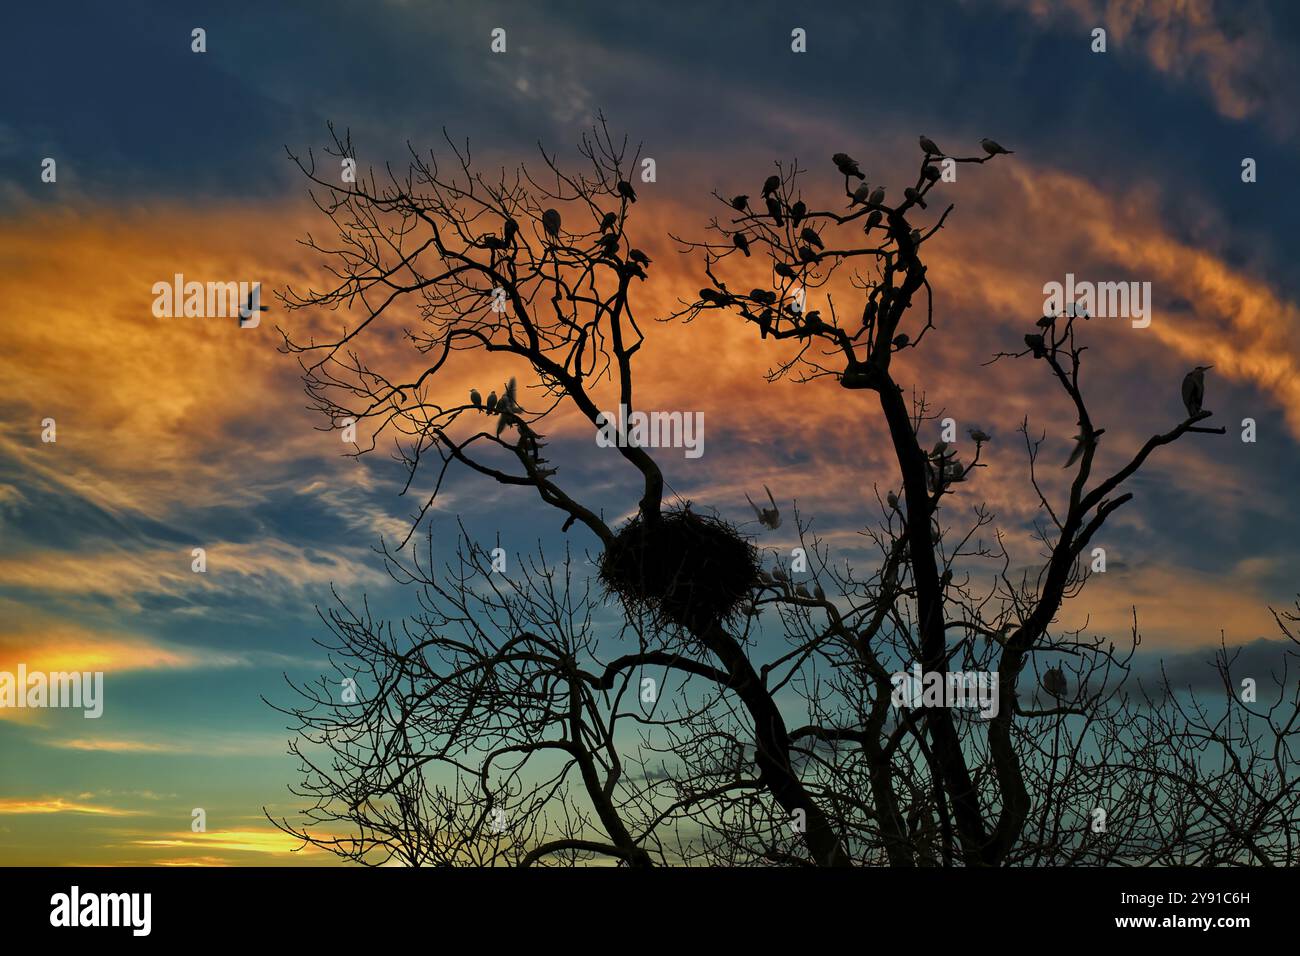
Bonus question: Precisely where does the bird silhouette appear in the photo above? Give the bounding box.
[1181,365,1212,417]
[1024,333,1046,359]
[747,485,781,529]
[765,195,784,227]
[730,194,750,212]
[774,262,796,279]
[1042,666,1068,698]
[761,175,781,198]
[733,233,751,256]
[617,180,637,202]
[832,153,865,180]
[868,186,886,206]
[628,248,651,267]
[968,427,990,444]
[904,187,927,209]
[600,211,617,232]
[849,183,871,207]
[794,583,811,598]
[919,135,942,156]
[485,390,498,413]
[980,138,1013,155]
[239,288,269,325]
[542,208,561,239]
[789,201,807,226]
[1063,428,1104,468]
[470,388,482,409]
[800,227,824,250]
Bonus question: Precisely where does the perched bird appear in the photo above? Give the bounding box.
[628,248,651,266]
[730,194,750,212]
[1063,428,1104,469]
[868,186,886,206]
[908,228,922,243]
[801,310,825,334]
[931,440,951,459]
[485,390,498,413]
[503,218,519,242]
[813,582,825,600]
[598,233,620,256]
[832,153,865,180]
[470,388,482,409]
[892,332,909,348]
[980,138,1013,155]
[617,180,637,202]
[886,490,900,510]
[1036,313,1056,329]
[968,427,990,444]
[922,164,941,183]
[772,565,789,583]
[1024,333,1046,359]
[789,201,807,226]
[800,227,824,250]
[774,262,797,279]
[849,182,872,207]
[1181,365,1212,417]
[864,209,883,232]
[1042,666,1068,698]
[765,195,784,226]
[798,245,819,263]
[733,233,751,256]
[542,208,561,239]
[762,174,781,198]
[904,187,927,209]
[919,135,942,156]
[600,211,617,232]
[747,484,782,530]
[794,583,811,598]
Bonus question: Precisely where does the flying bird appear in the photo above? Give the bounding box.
[542,208,561,239]
[980,138,1013,155]
[1181,365,1212,417]
[919,135,942,156]
[747,485,782,530]
[832,153,865,180]
[617,180,637,202]
[1063,428,1104,469]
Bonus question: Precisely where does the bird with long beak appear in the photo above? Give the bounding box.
[1181,365,1213,417]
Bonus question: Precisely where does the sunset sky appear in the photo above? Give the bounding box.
[2,0,1299,865]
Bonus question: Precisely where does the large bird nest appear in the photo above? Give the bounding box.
[599,506,760,630]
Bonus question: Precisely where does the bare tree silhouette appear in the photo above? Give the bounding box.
[269,121,1300,866]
